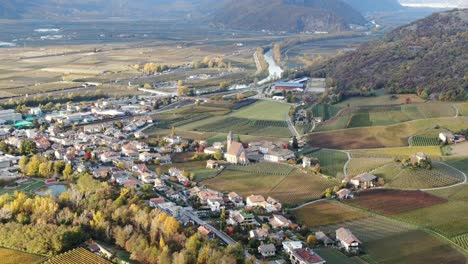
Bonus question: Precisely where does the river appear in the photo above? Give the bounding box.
[258,50,283,85]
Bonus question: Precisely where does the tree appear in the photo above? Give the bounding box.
[54,161,65,176]
[292,136,299,150]
[26,155,41,177]
[19,140,37,155]
[177,80,184,87]
[19,156,28,174]
[220,208,226,230]
[63,164,73,179]
[177,86,189,96]
[143,63,157,75]
[307,235,317,247]
[213,150,223,161]
[39,161,52,178]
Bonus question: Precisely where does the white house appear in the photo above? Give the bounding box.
[283,241,303,255]
[336,227,361,253]
[207,198,225,212]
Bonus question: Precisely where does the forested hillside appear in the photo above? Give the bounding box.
[310,9,468,101]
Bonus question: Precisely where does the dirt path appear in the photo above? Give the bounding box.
[290,198,327,210]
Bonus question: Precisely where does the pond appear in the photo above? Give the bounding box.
[36,184,69,197]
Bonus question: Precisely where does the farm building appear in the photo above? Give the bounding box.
[274,82,305,92]
[289,247,326,264]
[439,132,466,144]
[351,173,377,189]
[206,159,219,169]
[315,231,334,246]
[336,227,361,253]
[336,188,353,200]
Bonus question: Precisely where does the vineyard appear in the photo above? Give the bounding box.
[452,234,468,251]
[44,248,111,264]
[305,149,348,179]
[311,215,414,243]
[386,162,465,190]
[194,117,291,138]
[372,163,404,182]
[268,173,339,205]
[0,248,45,264]
[228,162,294,176]
[345,189,447,215]
[294,201,369,227]
[347,113,372,128]
[396,201,468,237]
[410,136,440,146]
[346,157,392,177]
[311,104,341,120]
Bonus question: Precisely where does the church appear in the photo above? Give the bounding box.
[225,131,249,165]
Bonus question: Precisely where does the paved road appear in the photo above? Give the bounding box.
[286,112,301,139]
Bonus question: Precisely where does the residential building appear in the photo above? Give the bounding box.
[350,173,377,189]
[315,232,334,246]
[258,244,276,258]
[270,214,292,229]
[283,241,303,255]
[250,228,269,240]
[336,188,352,200]
[228,192,244,207]
[227,210,258,226]
[207,198,225,212]
[336,227,361,253]
[290,248,326,264]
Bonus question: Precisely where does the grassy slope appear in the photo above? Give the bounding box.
[230,100,290,121]
[0,248,45,264]
[293,200,369,226]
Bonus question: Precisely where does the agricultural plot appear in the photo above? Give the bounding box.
[314,248,363,264]
[194,117,291,138]
[268,173,339,205]
[335,94,424,107]
[44,248,111,264]
[230,101,290,121]
[0,248,45,264]
[371,163,405,182]
[345,189,447,215]
[202,169,289,198]
[386,162,465,190]
[293,201,369,227]
[363,230,467,264]
[305,149,348,179]
[228,162,294,176]
[452,234,468,251]
[311,215,414,243]
[308,116,468,149]
[346,157,392,177]
[428,184,468,202]
[355,146,442,158]
[311,104,341,120]
[410,136,440,146]
[396,201,468,237]
[318,103,456,131]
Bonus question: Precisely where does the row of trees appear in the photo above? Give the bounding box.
[142,63,170,75]
[192,57,229,69]
[18,155,72,179]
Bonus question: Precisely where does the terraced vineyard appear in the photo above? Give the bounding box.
[347,157,392,177]
[410,136,440,146]
[387,162,465,190]
[228,162,294,176]
[452,234,468,251]
[305,149,348,179]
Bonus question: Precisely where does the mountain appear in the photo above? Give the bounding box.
[310,9,468,101]
[0,0,221,19]
[341,0,402,13]
[212,0,367,32]
[400,0,468,8]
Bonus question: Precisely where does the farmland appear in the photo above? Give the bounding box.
[316,103,456,131]
[293,201,369,226]
[385,162,465,190]
[304,149,348,179]
[308,116,468,149]
[345,189,447,215]
[0,248,45,264]
[194,117,291,138]
[396,201,468,237]
[335,93,425,107]
[311,104,341,121]
[314,248,363,264]
[203,163,337,205]
[44,248,111,264]
[353,146,442,158]
[346,157,392,178]
[230,100,290,121]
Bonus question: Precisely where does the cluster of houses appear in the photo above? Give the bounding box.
[293,108,323,126]
[251,226,362,262]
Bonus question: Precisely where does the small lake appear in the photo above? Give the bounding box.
[36,184,69,197]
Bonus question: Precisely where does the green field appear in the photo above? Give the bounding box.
[304,149,348,179]
[311,104,342,120]
[0,248,45,264]
[315,248,363,264]
[194,117,291,138]
[230,100,290,121]
[410,136,440,146]
[0,179,45,195]
[441,157,468,175]
[317,103,456,131]
[335,93,425,107]
[347,157,393,178]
